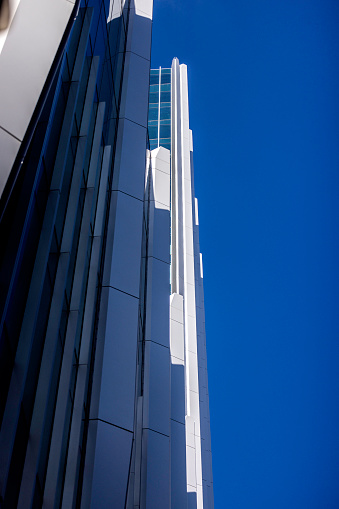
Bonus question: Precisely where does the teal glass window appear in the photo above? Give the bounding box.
[150,73,159,85]
[149,84,159,93]
[148,125,158,140]
[160,73,171,84]
[148,105,158,121]
[160,106,171,120]
[160,124,171,139]
[150,139,158,150]
[149,92,159,104]
[160,83,170,92]
[160,91,171,103]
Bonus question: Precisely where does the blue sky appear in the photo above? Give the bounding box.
[151,1,339,507]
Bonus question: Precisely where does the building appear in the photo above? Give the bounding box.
[0,1,213,508]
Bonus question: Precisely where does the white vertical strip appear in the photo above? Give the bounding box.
[158,67,161,147]
[195,197,199,225]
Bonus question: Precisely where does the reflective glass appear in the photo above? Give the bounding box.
[149,84,159,94]
[160,83,170,92]
[160,73,171,84]
[150,73,159,85]
[148,106,158,121]
[150,139,158,150]
[160,141,171,151]
[160,125,171,139]
[149,92,159,104]
[148,125,158,140]
[160,91,171,103]
[160,106,171,120]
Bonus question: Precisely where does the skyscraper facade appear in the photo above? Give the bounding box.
[0,1,213,508]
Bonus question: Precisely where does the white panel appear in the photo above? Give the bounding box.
[152,169,170,208]
[186,315,197,354]
[185,253,195,285]
[90,421,133,509]
[189,129,193,152]
[170,292,184,311]
[106,191,143,297]
[152,146,170,164]
[170,319,184,361]
[143,341,170,436]
[186,445,196,488]
[112,118,147,201]
[194,198,199,225]
[97,287,139,431]
[151,149,170,175]
[188,351,199,394]
[134,0,153,19]
[170,305,183,324]
[186,282,196,318]
[200,253,204,278]
[190,392,201,434]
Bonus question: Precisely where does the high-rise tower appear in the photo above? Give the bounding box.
[0,2,213,508]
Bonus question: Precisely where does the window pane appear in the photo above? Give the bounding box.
[149,92,159,104]
[150,139,158,150]
[160,106,171,120]
[148,125,158,140]
[160,73,171,84]
[149,84,159,94]
[148,106,158,121]
[160,124,171,139]
[150,73,159,85]
[160,91,171,103]
[160,83,170,92]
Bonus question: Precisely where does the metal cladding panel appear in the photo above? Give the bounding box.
[170,419,187,509]
[89,421,133,509]
[0,0,76,198]
[97,287,139,431]
[145,257,170,347]
[142,429,170,509]
[142,340,170,436]
[112,117,148,201]
[105,190,143,297]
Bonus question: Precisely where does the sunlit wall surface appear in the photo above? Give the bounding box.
[146,59,214,509]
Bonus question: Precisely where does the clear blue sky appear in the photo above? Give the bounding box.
[151,0,339,507]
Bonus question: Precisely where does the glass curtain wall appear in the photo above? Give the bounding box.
[148,67,171,151]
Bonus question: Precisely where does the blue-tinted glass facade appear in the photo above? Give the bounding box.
[148,68,171,152]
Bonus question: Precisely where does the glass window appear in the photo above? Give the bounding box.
[148,106,158,121]
[148,125,158,140]
[160,105,171,120]
[160,83,170,92]
[150,139,158,150]
[160,124,171,139]
[149,92,159,104]
[160,91,171,103]
[160,73,171,84]
[149,84,159,94]
[150,73,159,85]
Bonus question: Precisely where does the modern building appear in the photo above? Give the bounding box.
[0,0,213,508]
